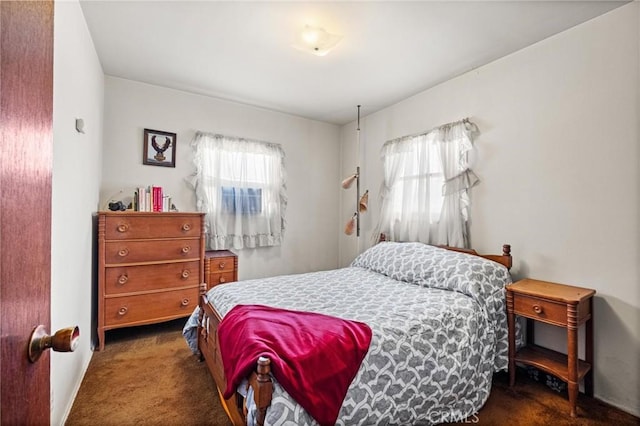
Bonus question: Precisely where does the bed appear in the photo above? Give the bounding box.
[183,241,514,426]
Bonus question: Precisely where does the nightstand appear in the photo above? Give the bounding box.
[506,278,595,418]
[204,250,238,290]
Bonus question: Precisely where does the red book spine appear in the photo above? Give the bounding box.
[152,186,160,212]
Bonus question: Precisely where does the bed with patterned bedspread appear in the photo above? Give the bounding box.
[183,242,513,425]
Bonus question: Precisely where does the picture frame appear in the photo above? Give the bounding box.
[143,128,176,167]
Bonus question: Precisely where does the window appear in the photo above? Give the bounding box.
[373,120,479,248]
[388,136,444,224]
[221,187,262,215]
[191,132,286,250]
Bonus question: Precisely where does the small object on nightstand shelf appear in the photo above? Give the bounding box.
[506,278,595,418]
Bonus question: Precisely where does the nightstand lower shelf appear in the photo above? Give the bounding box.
[515,344,592,383]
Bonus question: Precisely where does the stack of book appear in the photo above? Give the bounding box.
[133,186,172,212]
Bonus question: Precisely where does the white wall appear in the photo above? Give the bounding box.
[340,3,639,416]
[51,1,104,424]
[101,77,341,280]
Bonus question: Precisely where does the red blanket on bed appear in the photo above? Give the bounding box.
[218,304,372,426]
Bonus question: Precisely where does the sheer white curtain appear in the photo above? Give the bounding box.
[191,132,286,250]
[372,120,479,248]
[435,121,479,248]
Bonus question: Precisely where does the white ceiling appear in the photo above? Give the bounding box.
[80,1,628,125]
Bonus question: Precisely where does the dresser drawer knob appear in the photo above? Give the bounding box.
[118,307,128,316]
[117,274,128,285]
[181,298,190,307]
[117,248,129,257]
[219,276,226,283]
[181,246,191,254]
[117,223,129,233]
[532,305,543,314]
[218,262,225,269]
[181,223,191,232]
[181,269,190,279]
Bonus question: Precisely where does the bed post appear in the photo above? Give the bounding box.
[500,244,513,270]
[249,356,273,426]
[484,244,512,270]
[197,282,207,361]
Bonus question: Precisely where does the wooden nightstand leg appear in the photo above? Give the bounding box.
[508,314,516,386]
[567,305,578,418]
[584,299,594,397]
[568,381,578,418]
[506,291,516,386]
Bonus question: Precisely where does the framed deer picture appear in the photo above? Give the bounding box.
[143,128,176,167]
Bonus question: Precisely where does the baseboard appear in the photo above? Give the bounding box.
[594,395,640,420]
[57,350,94,425]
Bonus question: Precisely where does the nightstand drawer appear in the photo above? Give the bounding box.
[207,271,236,288]
[513,294,567,326]
[208,256,235,272]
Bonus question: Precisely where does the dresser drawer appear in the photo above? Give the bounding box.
[207,271,236,289]
[104,239,200,264]
[513,294,567,326]
[104,214,202,240]
[104,288,198,327]
[105,261,200,295]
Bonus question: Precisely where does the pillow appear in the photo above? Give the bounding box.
[351,241,511,304]
[351,241,428,283]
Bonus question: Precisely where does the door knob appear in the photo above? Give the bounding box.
[28,325,80,363]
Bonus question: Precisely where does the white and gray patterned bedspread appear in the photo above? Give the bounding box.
[183,242,513,425]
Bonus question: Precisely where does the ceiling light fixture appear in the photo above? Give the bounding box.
[293,25,342,57]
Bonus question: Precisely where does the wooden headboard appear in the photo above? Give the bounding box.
[378,233,512,270]
[437,244,512,270]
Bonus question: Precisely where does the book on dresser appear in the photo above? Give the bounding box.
[96,211,205,350]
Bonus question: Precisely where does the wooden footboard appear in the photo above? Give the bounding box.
[197,284,272,426]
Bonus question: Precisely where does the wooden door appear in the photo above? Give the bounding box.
[0,1,54,424]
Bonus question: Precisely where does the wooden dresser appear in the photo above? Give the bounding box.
[204,250,238,290]
[97,211,205,350]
